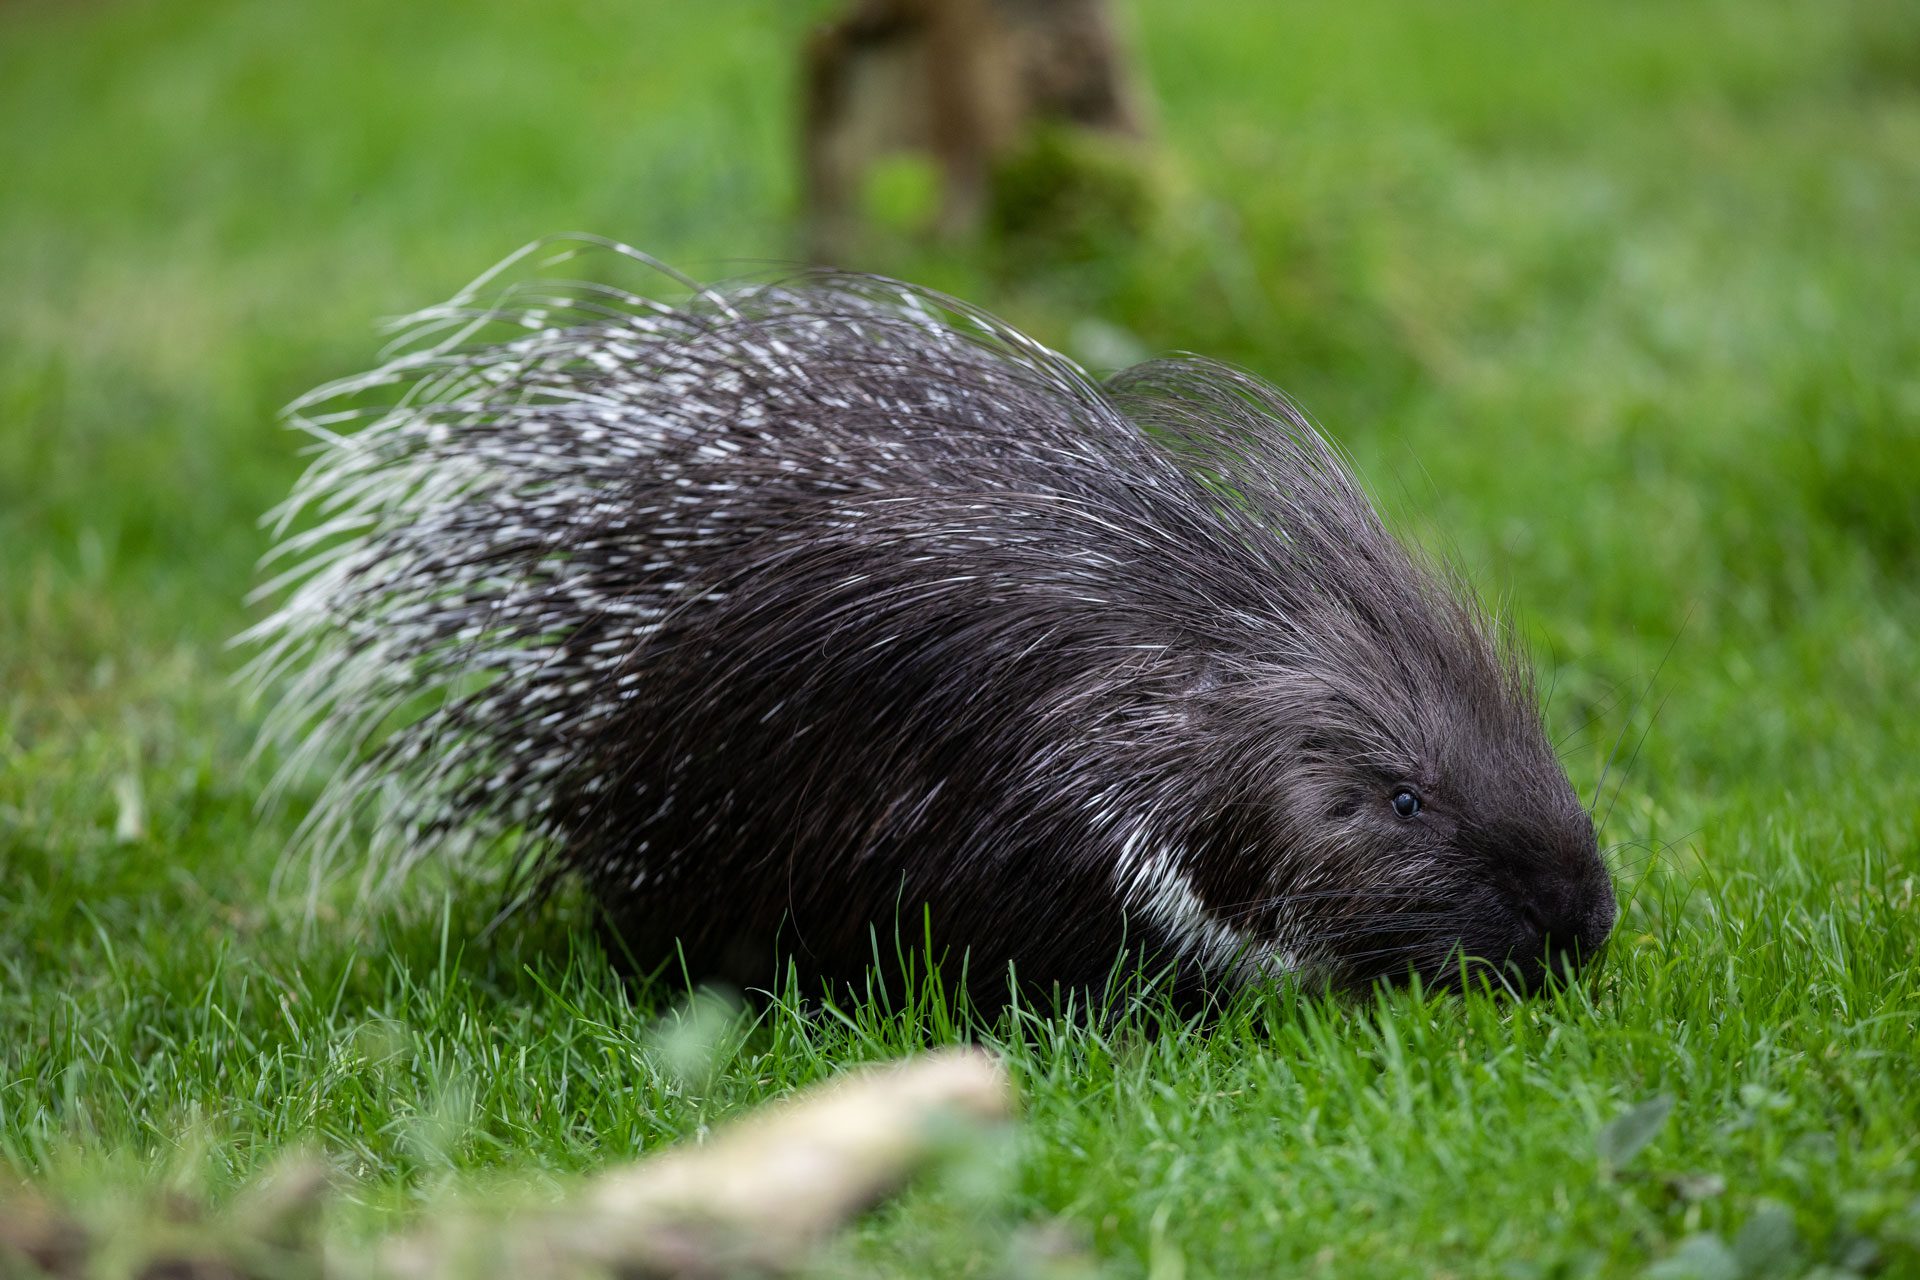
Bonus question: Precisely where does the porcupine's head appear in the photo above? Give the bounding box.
[1105,365,1616,996]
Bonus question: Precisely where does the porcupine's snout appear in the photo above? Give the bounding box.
[1500,836,1617,991]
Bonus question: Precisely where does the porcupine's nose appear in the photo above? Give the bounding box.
[1521,866,1617,981]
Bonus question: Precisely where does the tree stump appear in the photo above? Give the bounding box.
[801,0,1151,263]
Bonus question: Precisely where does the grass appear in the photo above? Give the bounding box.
[3,0,1918,1274]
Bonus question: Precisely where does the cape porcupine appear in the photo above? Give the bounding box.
[249,235,1616,1001]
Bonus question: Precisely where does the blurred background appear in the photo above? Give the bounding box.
[3,1,1918,1270]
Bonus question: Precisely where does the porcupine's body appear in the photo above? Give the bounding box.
[253,238,1615,1000]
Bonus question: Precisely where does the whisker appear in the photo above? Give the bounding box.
[1591,613,1688,819]
[1555,679,1627,753]
[1598,685,1674,835]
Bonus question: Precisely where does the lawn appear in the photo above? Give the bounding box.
[2,0,1918,1275]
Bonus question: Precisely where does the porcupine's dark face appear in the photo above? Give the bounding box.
[1211,610,1618,996]
[1318,716,1614,995]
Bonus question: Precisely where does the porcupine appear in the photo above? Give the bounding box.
[249,236,1616,1002]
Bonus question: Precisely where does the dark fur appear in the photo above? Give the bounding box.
[251,237,1615,1000]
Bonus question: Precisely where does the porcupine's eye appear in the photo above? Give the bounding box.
[1390,787,1421,818]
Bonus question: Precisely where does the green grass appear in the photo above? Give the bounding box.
[3,0,1919,1275]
